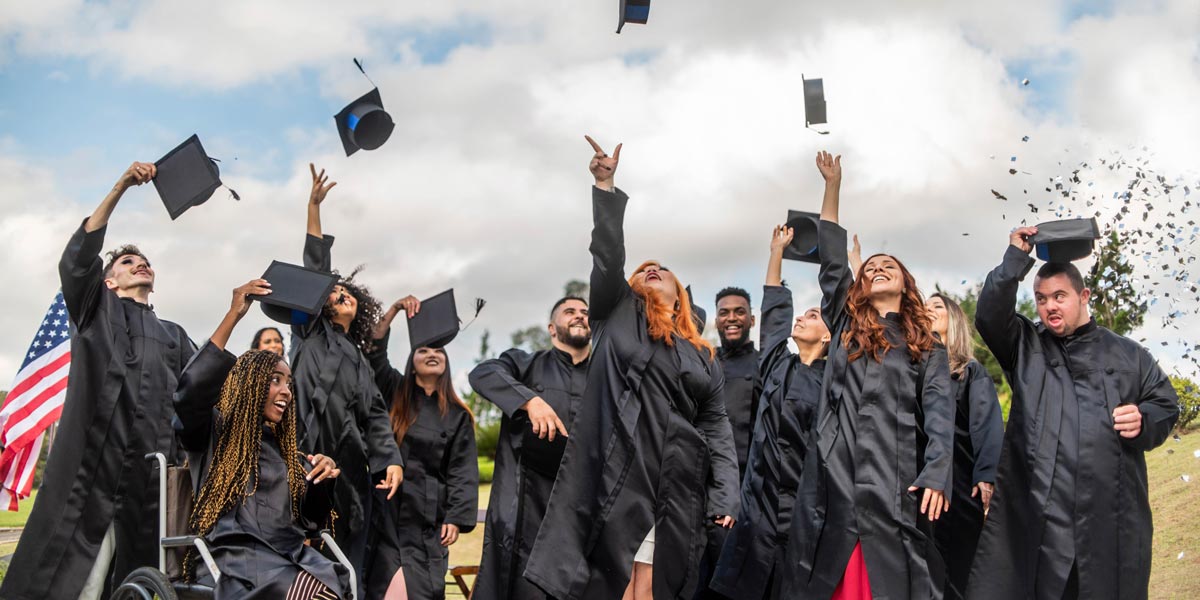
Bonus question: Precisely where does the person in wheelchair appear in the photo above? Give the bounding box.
[173,278,351,599]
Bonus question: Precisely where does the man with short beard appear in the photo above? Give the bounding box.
[469,296,592,600]
[967,227,1179,600]
[693,287,762,599]
[2,162,196,600]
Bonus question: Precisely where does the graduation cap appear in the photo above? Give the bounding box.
[803,75,829,135]
[333,59,395,157]
[783,210,821,263]
[153,134,240,220]
[253,261,338,325]
[1029,217,1101,262]
[407,289,487,349]
[685,285,706,333]
[617,0,650,33]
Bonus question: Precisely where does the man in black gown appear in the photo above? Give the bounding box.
[1,162,196,600]
[694,287,761,599]
[967,226,1179,600]
[470,296,592,600]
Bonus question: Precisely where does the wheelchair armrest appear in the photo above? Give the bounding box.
[319,530,357,600]
[162,535,199,549]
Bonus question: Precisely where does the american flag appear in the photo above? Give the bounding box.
[0,292,71,511]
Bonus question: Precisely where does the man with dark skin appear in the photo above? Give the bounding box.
[967,226,1180,600]
[470,296,592,600]
[693,288,761,599]
[2,162,196,600]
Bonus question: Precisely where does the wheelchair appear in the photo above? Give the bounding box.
[112,453,357,600]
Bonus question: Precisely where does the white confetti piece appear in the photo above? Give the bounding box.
[1183,474,1192,483]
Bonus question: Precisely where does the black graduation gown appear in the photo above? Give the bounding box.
[692,340,761,600]
[364,333,479,600]
[1,221,195,600]
[290,233,403,578]
[173,342,350,600]
[468,347,589,600]
[783,220,955,600]
[932,359,1003,600]
[966,246,1180,600]
[523,186,740,600]
[711,285,825,600]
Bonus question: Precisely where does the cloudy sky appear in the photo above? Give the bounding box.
[2,0,1199,387]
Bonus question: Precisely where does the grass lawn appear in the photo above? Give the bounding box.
[0,490,36,528]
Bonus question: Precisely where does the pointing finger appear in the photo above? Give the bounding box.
[585,135,603,154]
[613,143,622,162]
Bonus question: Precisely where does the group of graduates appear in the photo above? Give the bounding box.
[0,137,1183,600]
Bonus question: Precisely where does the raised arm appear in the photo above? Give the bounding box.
[468,349,541,417]
[759,283,796,378]
[585,135,632,320]
[975,228,1039,372]
[813,151,853,330]
[302,163,337,274]
[363,328,406,403]
[86,161,155,233]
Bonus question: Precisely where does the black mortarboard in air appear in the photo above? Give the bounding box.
[617,0,650,33]
[407,289,487,349]
[686,285,706,334]
[783,210,821,263]
[334,87,395,157]
[803,75,829,135]
[153,134,239,220]
[1029,217,1101,262]
[254,261,338,325]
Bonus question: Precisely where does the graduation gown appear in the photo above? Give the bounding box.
[1,221,195,600]
[173,342,350,600]
[932,359,1003,600]
[783,220,955,600]
[290,233,403,575]
[524,186,740,600]
[364,333,479,600]
[711,285,825,600]
[966,246,1179,600]
[468,347,589,600]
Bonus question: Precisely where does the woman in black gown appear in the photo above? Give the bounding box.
[711,225,831,600]
[364,295,480,600]
[784,151,955,600]
[174,279,349,599]
[926,293,1003,600]
[523,136,740,600]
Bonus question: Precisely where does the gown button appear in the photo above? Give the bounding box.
[1105,367,1115,374]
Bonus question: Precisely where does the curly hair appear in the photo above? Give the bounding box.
[629,261,715,360]
[185,350,305,579]
[842,254,936,364]
[323,265,385,354]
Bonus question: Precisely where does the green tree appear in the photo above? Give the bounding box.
[1171,376,1200,431]
[1085,231,1147,336]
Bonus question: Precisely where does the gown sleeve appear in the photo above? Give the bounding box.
[1124,348,1180,451]
[173,342,237,453]
[965,361,1004,485]
[443,410,481,532]
[467,348,540,417]
[358,331,404,471]
[758,285,796,377]
[293,233,336,340]
[975,246,1037,372]
[59,219,108,332]
[364,329,406,403]
[588,186,633,322]
[817,221,853,332]
[912,345,954,493]
[695,361,740,517]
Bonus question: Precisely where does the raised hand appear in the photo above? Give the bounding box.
[229,278,272,318]
[850,234,864,275]
[815,150,841,182]
[585,135,622,190]
[1009,226,1037,255]
[309,163,337,206]
[395,295,421,318]
[770,225,794,254]
[117,161,157,191]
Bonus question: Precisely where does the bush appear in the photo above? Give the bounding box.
[475,419,502,461]
[478,457,495,484]
[1171,376,1200,431]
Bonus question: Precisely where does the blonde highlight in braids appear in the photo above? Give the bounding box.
[185,350,306,579]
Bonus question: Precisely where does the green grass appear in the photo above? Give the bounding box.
[0,490,36,528]
[1146,431,1200,599]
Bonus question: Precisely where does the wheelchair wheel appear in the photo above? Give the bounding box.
[112,566,179,600]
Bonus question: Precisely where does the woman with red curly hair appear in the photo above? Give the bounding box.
[783,151,955,600]
[524,136,740,600]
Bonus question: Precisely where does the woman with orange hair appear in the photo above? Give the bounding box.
[524,136,740,600]
[783,151,955,600]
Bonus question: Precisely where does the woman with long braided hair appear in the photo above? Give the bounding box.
[783,152,955,600]
[174,279,350,599]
